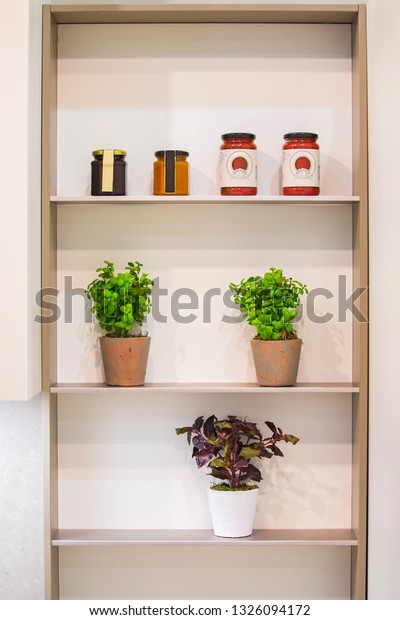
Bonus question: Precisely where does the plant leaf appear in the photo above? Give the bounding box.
[210,467,230,481]
[239,446,261,460]
[215,421,233,429]
[259,447,274,458]
[245,463,263,482]
[284,434,300,445]
[175,427,189,435]
[233,458,250,470]
[194,448,213,468]
[265,421,277,434]
[271,445,284,457]
[203,415,216,439]
[209,457,227,468]
[193,416,204,431]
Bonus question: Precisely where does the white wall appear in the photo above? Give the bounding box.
[0,0,44,600]
[0,0,41,400]
[367,0,400,600]
[0,396,43,599]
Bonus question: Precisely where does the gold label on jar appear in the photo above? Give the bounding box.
[101,149,114,192]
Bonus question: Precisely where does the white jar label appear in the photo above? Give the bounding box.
[282,148,320,188]
[220,149,257,188]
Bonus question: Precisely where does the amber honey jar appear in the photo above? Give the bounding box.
[91,149,127,196]
[153,150,189,196]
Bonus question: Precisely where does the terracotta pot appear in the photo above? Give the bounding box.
[208,488,259,538]
[251,338,302,387]
[100,336,151,386]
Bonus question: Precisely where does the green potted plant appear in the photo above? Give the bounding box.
[86,260,153,386]
[229,267,308,386]
[176,414,299,538]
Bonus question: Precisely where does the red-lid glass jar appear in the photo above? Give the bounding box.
[220,133,257,195]
[282,133,320,196]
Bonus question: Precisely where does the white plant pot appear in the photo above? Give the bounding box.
[208,487,259,538]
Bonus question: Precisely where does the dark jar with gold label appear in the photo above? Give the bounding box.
[153,150,189,196]
[91,149,127,196]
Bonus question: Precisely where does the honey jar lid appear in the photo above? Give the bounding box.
[92,149,127,156]
[154,150,189,157]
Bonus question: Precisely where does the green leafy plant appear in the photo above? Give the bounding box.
[229,267,308,341]
[176,415,299,491]
[86,260,153,337]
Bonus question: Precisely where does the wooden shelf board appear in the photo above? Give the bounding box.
[51,195,359,206]
[52,528,358,547]
[50,382,359,394]
[51,5,359,26]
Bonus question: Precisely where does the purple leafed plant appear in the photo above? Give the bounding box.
[175,415,299,491]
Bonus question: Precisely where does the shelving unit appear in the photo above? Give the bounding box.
[52,529,358,547]
[42,3,368,601]
[51,382,360,394]
[51,195,359,206]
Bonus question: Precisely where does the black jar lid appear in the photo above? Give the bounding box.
[154,150,189,157]
[283,132,318,140]
[221,133,256,140]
